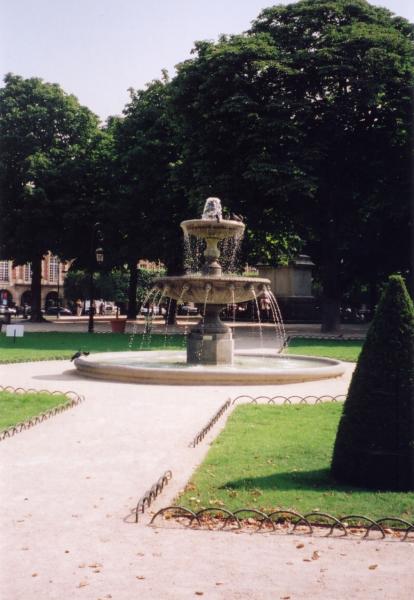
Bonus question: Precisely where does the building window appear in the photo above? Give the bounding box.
[49,256,59,283]
[0,261,9,282]
[24,263,32,283]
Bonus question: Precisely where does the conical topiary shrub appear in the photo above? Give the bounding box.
[331,274,414,490]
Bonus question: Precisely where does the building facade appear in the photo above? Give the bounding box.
[0,254,66,308]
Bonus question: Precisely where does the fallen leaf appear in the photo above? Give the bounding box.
[77,581,88,588]
[31,573,38,577]
[215,582,223,585]
[369,564,378,570]
[312,551,320,561]
[303,559,311,562]
[88,563,102,569]
[195,593,204,597]
[296,543,305,549]
[136,576,145,580]
[137,552,145,557]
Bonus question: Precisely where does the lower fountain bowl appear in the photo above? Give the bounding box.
[74,350,346,386]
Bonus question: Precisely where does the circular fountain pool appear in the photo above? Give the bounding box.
[74,350,345,385]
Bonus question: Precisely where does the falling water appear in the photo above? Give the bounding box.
[163,297,173,348]
[266,287,286,352]
[251,287,264,354]
[128,287,159,350]
[183,233,205,273]
[175,284,189,350]
[197,284,211,361]
[230,285,236,325]
[219,236,242,274]
[140,288,162,349]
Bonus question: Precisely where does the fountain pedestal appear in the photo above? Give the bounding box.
[187,304,234,365]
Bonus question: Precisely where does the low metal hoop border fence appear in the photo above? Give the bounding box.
[189,399,231,447]
[149,506,414,542]
[135,470,173,523]
[232,394,346,405]
[0,385,84,441]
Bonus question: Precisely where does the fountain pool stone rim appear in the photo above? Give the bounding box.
[74,351,346,386]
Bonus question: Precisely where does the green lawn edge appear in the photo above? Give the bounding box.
[0,332,184,363]
[0,391,72,431]
[285,337,362,362]
[178,404,413,522]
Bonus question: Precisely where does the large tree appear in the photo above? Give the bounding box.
[113,76,189,319]
[170,0,413,330]
[171,33,308,266]
[0,74,101,320]
[251,0,414,329]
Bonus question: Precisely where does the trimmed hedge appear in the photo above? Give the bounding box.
[331,275,414,490]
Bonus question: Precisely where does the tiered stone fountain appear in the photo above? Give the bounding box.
[154,198,270,365]
[74,198,345,384]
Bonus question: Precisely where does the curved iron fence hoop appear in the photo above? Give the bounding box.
[340,515,385,539]
[150,506,199,526]
[134,470,172,523]
[304,512,347,537]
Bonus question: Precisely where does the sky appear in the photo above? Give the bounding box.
[1,0,413,122]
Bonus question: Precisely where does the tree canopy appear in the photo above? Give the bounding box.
[0,1,412,328]
[0,73,101,319]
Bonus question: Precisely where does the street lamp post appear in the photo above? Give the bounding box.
[88,223,104,334]
[56,261,68,319]
[56,258,61,319]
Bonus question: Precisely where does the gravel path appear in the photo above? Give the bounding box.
[1,359,413,599]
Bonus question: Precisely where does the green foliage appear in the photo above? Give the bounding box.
[137,267,166,305]
[170,0,413,328]
[178,403,414,520]
[63,269,129,302]
[251,0,414,326]
[113,77,188,273]
[0,73,100,263]
[0,73,102,319]
[331,275,414,490]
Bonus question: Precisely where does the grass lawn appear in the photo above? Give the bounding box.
[286,337,363,362]
[0,391,70,430]
[178,404,414,521]
[0,332,183,363]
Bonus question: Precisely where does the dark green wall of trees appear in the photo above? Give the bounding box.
[0,0,412,326]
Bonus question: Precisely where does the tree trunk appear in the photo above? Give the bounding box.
[164,257,183,326]
[166,298,177,325]
[127,260,138,319]
[30,257,45,322]
[321,297,341,332]
[320,223,342,333]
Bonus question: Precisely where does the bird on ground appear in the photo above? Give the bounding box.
[231,213,244,222]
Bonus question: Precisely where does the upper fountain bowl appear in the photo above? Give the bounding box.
[154,274,270,304]
[181,219,245,241]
